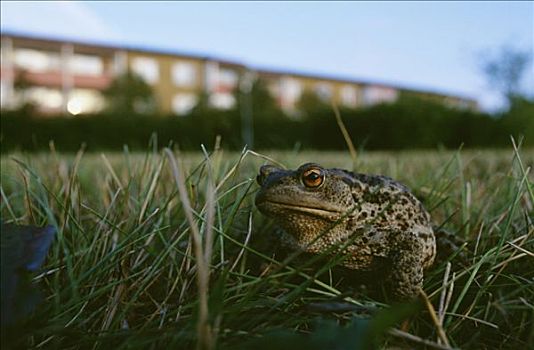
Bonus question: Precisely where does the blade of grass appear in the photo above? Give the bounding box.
[164,148,213,350]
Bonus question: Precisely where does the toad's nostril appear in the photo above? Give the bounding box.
[256,174,264,185]
[257,165,273,185]
[259,165,279,178]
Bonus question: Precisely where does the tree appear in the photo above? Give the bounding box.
[234,77,281,116]
[479,46,534,145]
[234,76,284,147]
[500,96,534,145]
[102,70,157,115]
[189,92,213,115]
[13,70,36,115]
[479,46,532,106]
[297,90,330,118]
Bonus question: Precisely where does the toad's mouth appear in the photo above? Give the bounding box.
[257,200,344,220]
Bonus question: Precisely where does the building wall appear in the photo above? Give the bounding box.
[125,52,243,114]
[128,51,171,113]
[0,33,478,116]
[1,35,116,115]
[261,73,378,113]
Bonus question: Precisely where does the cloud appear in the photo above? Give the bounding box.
[1,1,124,43]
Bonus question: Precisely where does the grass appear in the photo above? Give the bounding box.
[1,143,533,349]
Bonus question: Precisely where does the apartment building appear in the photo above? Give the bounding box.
[0,32,477,116]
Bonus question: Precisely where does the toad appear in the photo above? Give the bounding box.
[255,163,436,299]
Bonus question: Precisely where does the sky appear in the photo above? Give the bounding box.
[1,1,533,111]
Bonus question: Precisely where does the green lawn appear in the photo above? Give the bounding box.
[1,146,533,349]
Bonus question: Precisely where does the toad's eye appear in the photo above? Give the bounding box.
[302,168,325,188]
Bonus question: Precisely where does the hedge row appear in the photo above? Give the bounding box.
[1,98,532,152]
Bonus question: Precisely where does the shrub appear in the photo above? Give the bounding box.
[1,98,532,152]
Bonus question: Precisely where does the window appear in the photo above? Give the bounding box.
[280,77,302,104]
[219,68,238,87]
[67,89,105,115]
[209,92,236,109]
[70,54,103,76]
[14,48,60,72]
[315,82,333,102]
[25,87,63,110]
[172,62,197,87]
[131,57,159,84]
[267,82,280,98]
[457,100,472,110]
[113,51,128,75]
[362,86,399,105]
[445,98,472,110]
[340,85,358,107]
[0,80,11,109]
[204,61,219,92]
[172,93,198,115]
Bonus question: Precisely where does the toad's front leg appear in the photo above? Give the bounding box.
[388,233,425,299]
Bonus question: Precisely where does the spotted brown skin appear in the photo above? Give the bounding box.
[255,163,436,299]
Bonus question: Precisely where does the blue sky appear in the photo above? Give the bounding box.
[1,1,533,110]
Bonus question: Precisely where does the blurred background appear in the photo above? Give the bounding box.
[1,1,533,151]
